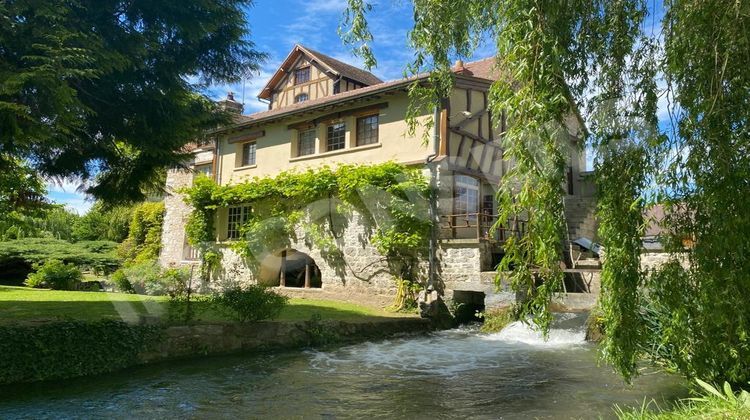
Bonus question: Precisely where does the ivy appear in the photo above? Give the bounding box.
[181,162,432,283]
[0,320,163,385]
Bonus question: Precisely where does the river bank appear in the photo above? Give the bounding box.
[0,313,433,386]
[0,316,687,419]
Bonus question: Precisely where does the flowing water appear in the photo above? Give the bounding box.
[0,313,685,419]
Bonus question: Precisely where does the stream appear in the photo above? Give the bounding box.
[0,313,685,419]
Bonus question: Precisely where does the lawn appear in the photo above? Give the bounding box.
[0,285,412,325]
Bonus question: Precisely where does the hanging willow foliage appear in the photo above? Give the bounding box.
[342,0,750,385]
[343,0,656,343]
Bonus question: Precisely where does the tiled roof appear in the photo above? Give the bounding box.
[302,46,383,86]
[457,57,503,80]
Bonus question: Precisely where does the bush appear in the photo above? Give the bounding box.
[110,269,134,293]
[211,286,288,323]
[112,261,192,296]
[0,320,162,385]
[24,259,82,290]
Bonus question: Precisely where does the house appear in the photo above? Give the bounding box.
[158,44,597,308]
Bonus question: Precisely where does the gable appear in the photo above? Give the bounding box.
[258,44,382,109]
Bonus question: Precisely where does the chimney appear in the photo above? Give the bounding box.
[217,91,243,114]
[455,59,464,70]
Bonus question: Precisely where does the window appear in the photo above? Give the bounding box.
[454,175,480,221]
[241,141,256,167]
[227,205,251,240]
[298,128,316,156]
[193,163,212,177]
[294,67,310,85]
[356,114,379,146]
[294,93,309,103]
[326,122,346,152]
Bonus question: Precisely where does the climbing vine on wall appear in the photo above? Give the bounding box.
[118,202,166,264]
[181,162,433,283]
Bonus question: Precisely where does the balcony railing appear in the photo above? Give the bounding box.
[182,244,200,261]
[438,213,527,242]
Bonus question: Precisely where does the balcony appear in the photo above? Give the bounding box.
[438,213,527,242]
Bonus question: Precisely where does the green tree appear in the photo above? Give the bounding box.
[343,0,750,385]
[72,202,133,242]
[0,0,265,203]
[0,158,49,239]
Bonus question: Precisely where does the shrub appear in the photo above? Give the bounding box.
[211,286,288,323]
[24,259,82,290]
[112,261,193,297]
[0,320,162,385]
[110,269,134,293]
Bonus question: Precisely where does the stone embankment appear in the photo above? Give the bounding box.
[141,317,433,363]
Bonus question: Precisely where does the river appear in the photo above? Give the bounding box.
[0,313,685,419]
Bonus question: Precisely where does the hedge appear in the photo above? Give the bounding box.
[0,238,121,282]
[0,320,163,385]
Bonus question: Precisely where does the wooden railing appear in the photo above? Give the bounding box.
[438,213,527,242]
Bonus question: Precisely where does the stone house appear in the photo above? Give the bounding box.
[158,44,597,308]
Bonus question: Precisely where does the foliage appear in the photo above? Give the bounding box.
[298,313,341,347]
[0,320,162,385]
[0,158,50,239]
[182,163,432,283]
[479,308,515,334]
[111,260,184,296]
[344,0,750,385]
[164,266,205,323]
[616,379,750,420]
[0,237,120,282]
[72,203,134,242]
[0,0,265,203]
[389,277,421,312]
[118,202,165,264]
[24,259,82,290]
[210,286,288,323]
[109,269,134,294]
[25,206,80,241]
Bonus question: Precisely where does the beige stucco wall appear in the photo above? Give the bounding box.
[216,92,433,186]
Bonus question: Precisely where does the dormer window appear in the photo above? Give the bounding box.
[294,67,310,85]
[295,93,309,103]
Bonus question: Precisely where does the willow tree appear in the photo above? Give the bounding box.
[343,0,750,385]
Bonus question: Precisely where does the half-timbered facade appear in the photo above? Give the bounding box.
[159,44,596,307]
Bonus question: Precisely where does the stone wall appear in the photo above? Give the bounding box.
[159,168,194,267]
[204,212,402,299]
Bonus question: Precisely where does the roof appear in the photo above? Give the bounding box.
[227,74,426,129]
[220,56,502,132]
[258,44,382,100]
[303,46,383,86]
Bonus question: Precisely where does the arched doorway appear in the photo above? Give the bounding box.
[258,249,322,288]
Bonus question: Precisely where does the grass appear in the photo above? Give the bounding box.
[616,379,750,420]
[0,285,412,325]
